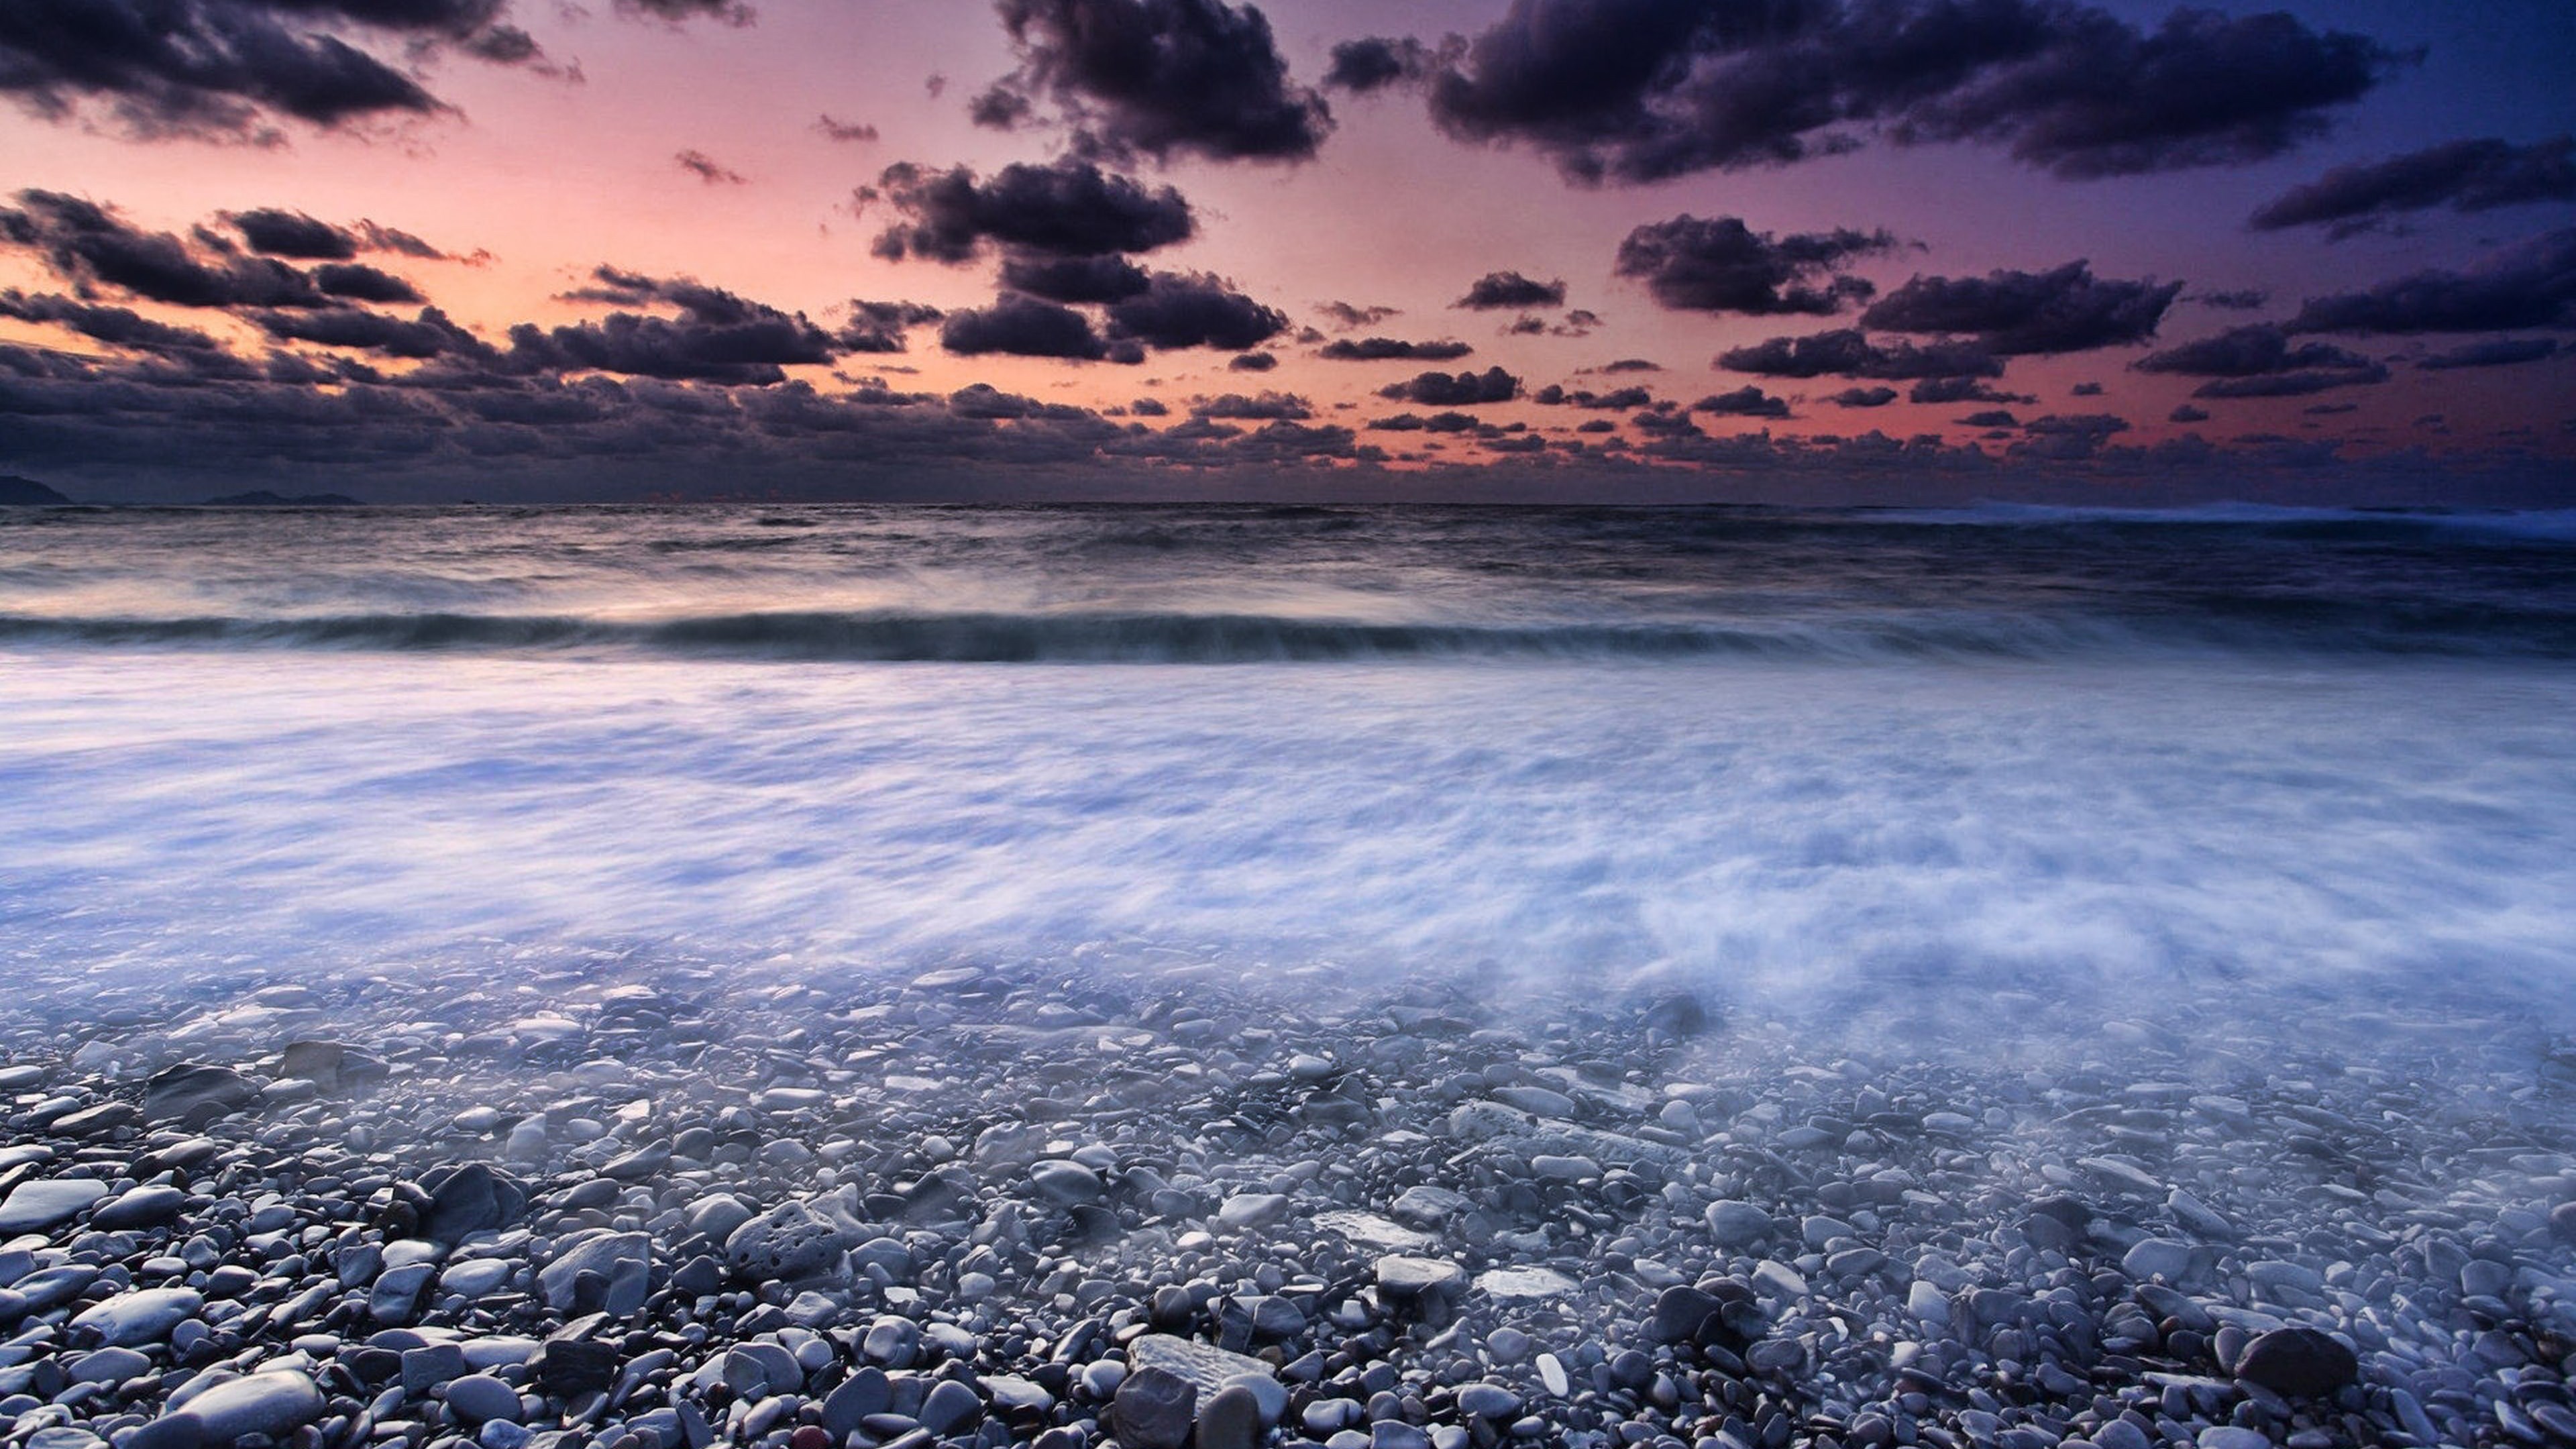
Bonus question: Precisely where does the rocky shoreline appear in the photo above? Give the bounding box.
[5,957,2576,1449]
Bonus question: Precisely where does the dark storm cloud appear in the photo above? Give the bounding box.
[0,289,225,355]
[1318,337,1474,361]
[1454,272,1565,310]
[1377,366,1521,406]
[676,150,750,185]
[981,0,1333,164]
[2284,229,2576,335]
[252,305,484,360]
[1323,36,1438,95]
[1407,0,2399,186]
[1104,272,1287,352]
[528,269,839,383]
[2418,338,2559,371]
[814,115,879,144]
[869,160,1195,264]
[1959,409,2018,428]
[227,209,359,260]
[837,300,945,354]
[998,254,1151,304]
[2,190,334,308]
[1614,215,1895,315]
[313,263,423,304]
[1828,385,1898,408]
[2135,323,2374,378]
[1694,384,1790,419]
[1192,390,1310,420]
[2190,366,2387,399]
[2250,136,2576,238]
[1858,261,2178,354]
[219,209,447,264]
[1715,327,2000,380]
[938,294,1135,362]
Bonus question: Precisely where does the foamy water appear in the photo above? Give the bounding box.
[3,504,2571,1030]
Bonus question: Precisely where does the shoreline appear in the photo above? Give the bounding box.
[4,960,2573,1449]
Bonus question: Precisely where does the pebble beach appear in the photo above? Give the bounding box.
[7,956,2576,1449]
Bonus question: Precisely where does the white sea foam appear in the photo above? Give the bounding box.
[5,647,2571,1029]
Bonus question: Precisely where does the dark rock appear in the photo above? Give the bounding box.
[1113,1365,1197,1449]
[421,1163,529,1244]
[142,1064,258,1126]
[1195,1384,1264,1449]
[2234,1327,2358,1397]
[531,1338,621,1397]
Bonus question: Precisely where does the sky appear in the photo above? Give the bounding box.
[2,0,2573,504]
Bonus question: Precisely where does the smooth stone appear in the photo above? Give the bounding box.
[1373,1424,1432,1449]
[1220,1373,1287,1426]
[69,1345,152,1383]
[91,1185,188,1230]
[1389,1186,1468,1227]
[182,1371,326,1440]
[444,1373,523,1424]
[441,1258,515,1297]
[72,1287,203,1345]
[1029,1161,1104,1206]
[917,1379,983,1435]
[1217,1193,1291,1228]
[1705,1199,1772,1246]
[1195,1384,1265,1449]
[1458,1384,1521,1419]
[1648,1285,1722,1343]
[821,1367,891,1438]
[2198,1430,2270,1449]
[2233,1327,2358,1397]
[1114,1365,1197,1449]
[123,1418,203,1449]
[2123,1238,2195,1283]
[0,1179,109,1234]
[371,1262,437,1322]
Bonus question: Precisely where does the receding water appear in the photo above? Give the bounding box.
[3,502,2572,1028]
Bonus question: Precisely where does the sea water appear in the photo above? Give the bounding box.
[3,502,2572,1035]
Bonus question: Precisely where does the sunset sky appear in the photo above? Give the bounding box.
[3,0,2572,502]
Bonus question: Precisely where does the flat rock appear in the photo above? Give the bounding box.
[1126,1334,1275,1401]
[0,1177,109,1234]
[179,1372,325,1441]
[72,1287,203,1346]
[1474,1267,1580,1299]
[91,1185,188,1230]
[1314,1210,1433,1252]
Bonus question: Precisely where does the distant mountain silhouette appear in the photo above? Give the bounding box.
[0,476,73,505]
[203,490,364,506]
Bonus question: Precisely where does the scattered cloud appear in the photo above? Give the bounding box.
[2250,136,2576,238]
[1828,386,1898,409]
[1716,327,2000,380]
[1318,301,1399,331]
[1695,385,1790,419]
[1377,366,1521,406]
[1105,271,1287,352]
[999,254,1152,303]
[676,150,749,185]
[838,300,945,354]
[1860,260,2179,354]
[814,115,880,144]
[1454,271,1564,310]
[1318,337,1474,361]
[1614,215,1895,315]
[869,160,1194,263]
[978,0,1332,164]
[940,292,1134,362]
[2136,321,2387,397]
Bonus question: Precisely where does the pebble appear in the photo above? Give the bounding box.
[0,1177,109,1233]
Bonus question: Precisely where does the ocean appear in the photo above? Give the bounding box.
[4,500,2574,1035]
